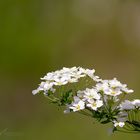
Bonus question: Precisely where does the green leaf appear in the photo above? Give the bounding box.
[100,119,111,124]
[59,90,73,106]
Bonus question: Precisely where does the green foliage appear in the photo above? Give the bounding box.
[59,90,73,106]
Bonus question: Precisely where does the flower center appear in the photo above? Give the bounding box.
[89,95,93,98]
[92,103,97,107]
[76,105,80,110]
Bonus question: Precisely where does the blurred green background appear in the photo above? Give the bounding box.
[0,0,140,139]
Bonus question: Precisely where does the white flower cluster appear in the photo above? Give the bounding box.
[95,78,134,97]
[67,78,134,113]
[33,67,140,132]
[68,88,103,112]
[32,67,98,95]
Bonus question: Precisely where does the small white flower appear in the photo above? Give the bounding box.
[114,121,125,128]
[92,76,102,82]
[77,90,84,99]
[120,100,135,110]
[109,78,134,94]
[53,77,68,86]
[87,99,103,111]
[121,87,134,94]
[95,82,109,92]
[69,96,85,112]
[78,68,100,81]
[32,88,40,95]
[32,81,53,95]
[43,82,54,90]
[95,82,113,96]
[84,69,95,78]
[83,88,100,101]
[106,88,122,97]
[132,99,140,108]
[62,67,77,73]
[79,67,86,73]
[41,72,55,81]
[96,79,125,97]
[109,78,122,88]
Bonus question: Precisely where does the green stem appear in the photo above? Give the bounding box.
[45,95,59,102]
[101,93,110,114]
[113,94,126,111]
[117,129,140,134]
[78,110,93,117]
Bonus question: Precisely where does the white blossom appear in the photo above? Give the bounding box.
[121,87,134,94]
[113,121,125,128]
[84,69,95,78]
[69,96,85,112]
[109,78,134,94]
[32,88,41,95]
[83,88,100,101]
[32,82,53,95]
[77,90,84,99]
[95,81,109,92]
[109,78,122,88]
[132,99,140,108]
[120,100,135,110]
[87,99,103,111]
[105,88,122,97]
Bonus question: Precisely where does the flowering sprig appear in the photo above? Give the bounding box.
[32,67,140,134]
